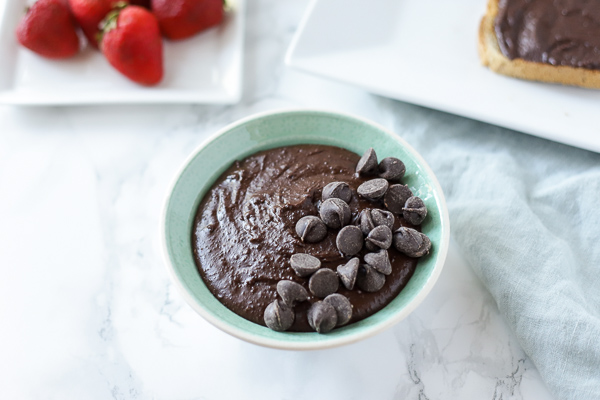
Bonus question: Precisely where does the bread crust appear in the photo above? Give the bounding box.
[478,0,600,89]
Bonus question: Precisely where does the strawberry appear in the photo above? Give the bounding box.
[151,0,224,40]
[68,0,116,49]
[99,5,163,85]
[16,0,80,59]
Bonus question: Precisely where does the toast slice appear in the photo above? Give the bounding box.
[478,0,600,89]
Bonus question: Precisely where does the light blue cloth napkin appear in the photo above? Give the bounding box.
[385,101,600,400]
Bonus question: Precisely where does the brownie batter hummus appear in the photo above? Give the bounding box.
[192,145,423,332]
[495,0,600,69]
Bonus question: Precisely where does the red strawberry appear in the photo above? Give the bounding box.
[99,5,163,85]
[68,0,116,49]
[16,0,80,59]
[151,0,224,40]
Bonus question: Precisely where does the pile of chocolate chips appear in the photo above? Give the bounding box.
[263,148,432,334]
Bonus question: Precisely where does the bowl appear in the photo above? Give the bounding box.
[161,109,450,350]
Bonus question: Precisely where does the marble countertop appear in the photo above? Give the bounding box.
[0,1,556,399]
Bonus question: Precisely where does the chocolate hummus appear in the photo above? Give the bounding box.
[192,145,419,332]
[495,0,600,69]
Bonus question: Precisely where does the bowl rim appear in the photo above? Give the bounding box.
[160,108,450,350]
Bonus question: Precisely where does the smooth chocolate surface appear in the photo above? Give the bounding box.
[192,145,418,332]
[495,0,600,69]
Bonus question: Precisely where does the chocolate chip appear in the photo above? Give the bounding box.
[276,280,309,307]
[356,264,386,292]
[383,184,413,214]
[412,233,432,257]
[359,208,395,235]
[322,181,352,203]
[336,225,364,256]
[356,147,378,175]
[307,301,338,333]
[264,300,294,331]
[337,257,360,290]
[295,216,327,243]
[393,227,431,257]
[364,249,392,275]
[290,253,321,277]
[308,268,339,298]
[359,209,376,235]
[371,209,395,230]
[319,198,351,229]
[413,238,431,257]
[324,294,353,326]
[365,225,392,251]
[392,226,421,254]
[403,196,427,225]
[357,179,389,201]
[378,157,406,181]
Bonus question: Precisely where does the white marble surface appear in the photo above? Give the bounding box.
[0,1,557,399]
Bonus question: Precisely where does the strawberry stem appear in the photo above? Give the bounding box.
[112,1,128,10]
[97,2,128,46]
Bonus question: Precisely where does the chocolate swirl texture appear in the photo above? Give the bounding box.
[495,0,600,69]
[192,145,419,332]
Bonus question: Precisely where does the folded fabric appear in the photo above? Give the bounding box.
[390,103,600,400]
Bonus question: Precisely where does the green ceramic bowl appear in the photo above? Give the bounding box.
[161,109,450,350]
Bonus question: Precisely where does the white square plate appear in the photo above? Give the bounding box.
[0,0,244,105]
[286,0,600,153]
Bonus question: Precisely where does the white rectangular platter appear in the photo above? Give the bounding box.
[0,0,245,105]
[286,0,600,153]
